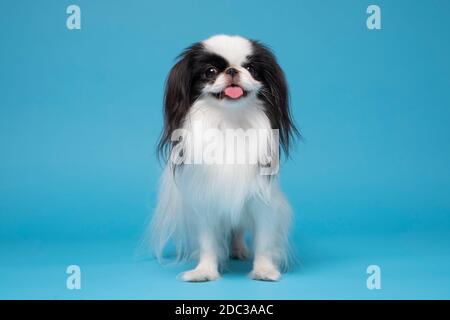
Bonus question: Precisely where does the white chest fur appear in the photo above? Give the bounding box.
[172,98,275,220]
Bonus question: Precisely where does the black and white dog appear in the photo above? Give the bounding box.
[150,35,298,281]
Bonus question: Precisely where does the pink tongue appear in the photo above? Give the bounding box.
[224,86,244,99]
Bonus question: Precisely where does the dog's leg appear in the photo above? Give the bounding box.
[251,222,281,281]
[231,229,249,260]
[248,190,291,281]
[180,230,220,282]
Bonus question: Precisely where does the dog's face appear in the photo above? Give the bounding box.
[159,35,297,157]
[193,35,263,102]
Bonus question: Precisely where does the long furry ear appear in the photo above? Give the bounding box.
[251,41,299,157]
[158,48,196,160]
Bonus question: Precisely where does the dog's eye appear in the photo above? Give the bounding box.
[245,65,257,77]
[205,67,218,79]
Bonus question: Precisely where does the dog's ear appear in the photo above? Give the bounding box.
[158,49,195,159]
[251,41,299,157]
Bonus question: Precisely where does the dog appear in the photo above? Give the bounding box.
[150,35,298,281]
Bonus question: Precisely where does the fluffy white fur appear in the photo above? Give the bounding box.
[150,35,293,281]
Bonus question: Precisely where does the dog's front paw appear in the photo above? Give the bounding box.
[250,267,281,281]
[250,257,281,281]
[179,268,220,282]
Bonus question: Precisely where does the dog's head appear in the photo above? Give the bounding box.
[159,35,298,157]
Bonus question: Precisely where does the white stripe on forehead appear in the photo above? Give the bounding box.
[202,35,253,66]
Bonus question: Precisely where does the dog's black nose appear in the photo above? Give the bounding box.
[225,68,238,77]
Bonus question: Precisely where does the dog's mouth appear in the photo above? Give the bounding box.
[213,84,247,100]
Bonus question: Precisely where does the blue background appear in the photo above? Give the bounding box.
[1,0,450,299]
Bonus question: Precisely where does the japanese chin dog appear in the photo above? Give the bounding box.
[150,35,298,281]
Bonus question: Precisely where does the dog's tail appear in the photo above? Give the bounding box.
[143,165,194,263]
